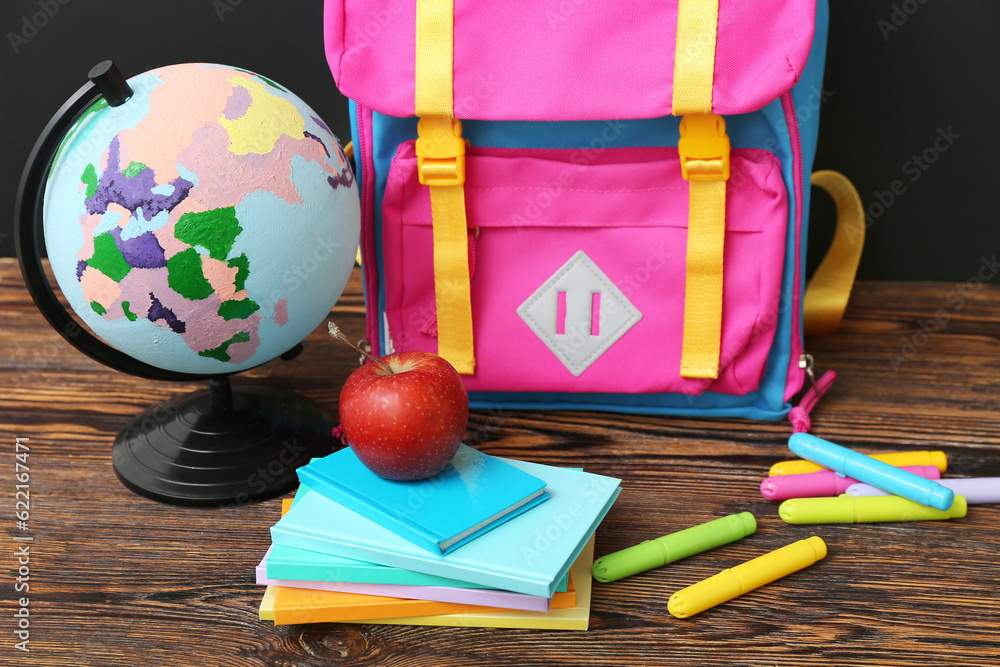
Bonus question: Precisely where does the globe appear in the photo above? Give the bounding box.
[43,63,359,374]
[16,61,359,506]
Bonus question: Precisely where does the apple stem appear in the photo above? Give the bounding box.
[328,322,395,374]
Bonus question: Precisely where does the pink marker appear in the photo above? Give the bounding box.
[760,465,941,501]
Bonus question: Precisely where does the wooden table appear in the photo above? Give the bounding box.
[1,257,998,666]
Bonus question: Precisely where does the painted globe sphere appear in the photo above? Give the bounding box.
[42,63,359,375]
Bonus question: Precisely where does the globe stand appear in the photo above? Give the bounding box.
[111,376,333,506]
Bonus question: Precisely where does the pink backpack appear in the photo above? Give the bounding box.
[325,0,863,426]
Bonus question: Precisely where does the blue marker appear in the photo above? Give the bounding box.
[787,434,955,511]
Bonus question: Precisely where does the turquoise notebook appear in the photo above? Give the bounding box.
[272,459,621,598]
[297,444,550,554]
[267,541,485,588]
[267,484,568,592]
[265,543,570,592]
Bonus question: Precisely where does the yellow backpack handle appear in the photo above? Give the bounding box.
[804,171,865,336]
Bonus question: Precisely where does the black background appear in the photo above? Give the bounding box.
[0,1,996,280]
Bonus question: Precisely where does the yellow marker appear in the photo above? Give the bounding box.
[668,536,827,619]
[769,450,947,477]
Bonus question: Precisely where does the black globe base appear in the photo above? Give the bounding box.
[111,378,334,507]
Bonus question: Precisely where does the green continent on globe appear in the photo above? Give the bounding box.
[174,207,243,261]
[121,301,138,322]
[166,248,214,301]
[123,161,148,178]
[198,331,252,362]
[218,298,260,321]
[80,164,99,199]
[88,232,132,282]
[228,254,250,291]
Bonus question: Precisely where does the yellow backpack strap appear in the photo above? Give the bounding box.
[414,0,475,374]
[673,0,728,379]
[804,171,865,336]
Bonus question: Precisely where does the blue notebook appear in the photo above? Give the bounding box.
[297,444,550,554]
[267,483,570,592]
[272,459,622,598]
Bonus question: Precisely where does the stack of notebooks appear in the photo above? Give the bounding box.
[256,444,622,630]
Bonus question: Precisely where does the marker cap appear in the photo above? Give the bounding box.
[926,450,949,473]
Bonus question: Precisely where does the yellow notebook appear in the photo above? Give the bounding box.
[259,535,595,631]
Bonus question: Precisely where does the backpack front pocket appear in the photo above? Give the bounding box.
[381,143,788,396]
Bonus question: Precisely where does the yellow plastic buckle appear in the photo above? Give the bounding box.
[416,116,466,187]
[678,114,731,181]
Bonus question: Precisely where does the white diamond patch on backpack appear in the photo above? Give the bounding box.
[517,251,642,377]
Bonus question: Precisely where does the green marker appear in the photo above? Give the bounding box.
[591,512,757,583]
[779,493,968,524]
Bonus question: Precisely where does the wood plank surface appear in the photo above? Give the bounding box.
[1,258,998,666]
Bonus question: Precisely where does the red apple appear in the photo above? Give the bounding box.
[338,350,469,481]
